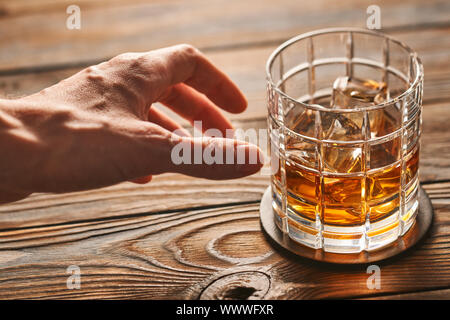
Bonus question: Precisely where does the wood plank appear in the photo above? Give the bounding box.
[0,182,448,299]
[362,288,450,299]
[0,0,448,301]
[0,102,448,229]
[0,0,158,16]
[0,0,449,71]
[420,102,450,183]
[1,27,449,124]
[0,174,268,230]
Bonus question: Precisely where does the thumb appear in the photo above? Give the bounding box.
[167,136,265,179]
[132,123,264,180]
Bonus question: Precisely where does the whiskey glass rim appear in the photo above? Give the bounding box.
[266,27,424,113]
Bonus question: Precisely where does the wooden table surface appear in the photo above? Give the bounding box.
[0,0,449,300]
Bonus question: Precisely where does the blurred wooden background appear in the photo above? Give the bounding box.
[0,0,449,299]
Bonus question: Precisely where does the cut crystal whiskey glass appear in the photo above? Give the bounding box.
[266,28,423,253]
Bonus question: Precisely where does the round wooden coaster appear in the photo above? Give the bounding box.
[259,185,433,264]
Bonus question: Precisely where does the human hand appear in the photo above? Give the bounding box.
[0,44,264,203]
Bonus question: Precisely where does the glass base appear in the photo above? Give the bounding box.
[272,180,419,254]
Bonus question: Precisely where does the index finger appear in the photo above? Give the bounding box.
[146,44,247,114]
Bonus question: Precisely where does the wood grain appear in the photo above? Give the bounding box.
[1,27,449,127]
[0,0,449,300]
[362,288,450,299]
[0,181,448,299]
[0,0,449,72]
[0,174,268,230]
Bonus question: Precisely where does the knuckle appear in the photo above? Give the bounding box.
[178,43,198,55]
[131,54,147,70]
[112,52,135,63]
[149,55,168,76]
[108,52,149,87]
[109,52,143,72]
[84,65,106,85]
[175,44,200,64]
[84,66,94,74]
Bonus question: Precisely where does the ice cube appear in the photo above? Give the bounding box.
[322,113,363,141]
[323,145,362,173]
[321,113,363,172]
[322,76,389,141]
[330,76,388,109]
[286,139,317,168]
[285,108,318,167]
[286,108,317,137]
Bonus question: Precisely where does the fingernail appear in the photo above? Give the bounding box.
[226,128,236,139]
[257,148,266,165]
[235,144,264,173]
